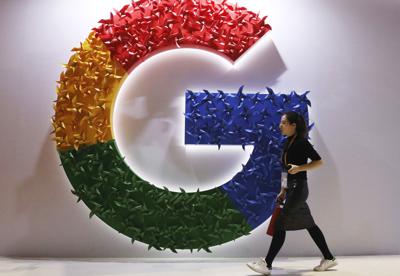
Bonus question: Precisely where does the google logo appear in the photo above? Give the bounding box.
[52,0,311,253]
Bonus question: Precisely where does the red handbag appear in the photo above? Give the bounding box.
[266,204,283,236]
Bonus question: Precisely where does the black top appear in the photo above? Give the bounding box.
[281,134,322,180]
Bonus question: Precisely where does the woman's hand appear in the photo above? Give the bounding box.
[287,164,301,174]
[276,190,286,203]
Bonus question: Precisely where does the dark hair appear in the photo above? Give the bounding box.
[283,111,308,139]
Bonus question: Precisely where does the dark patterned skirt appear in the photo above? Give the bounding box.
[275,178,316,231]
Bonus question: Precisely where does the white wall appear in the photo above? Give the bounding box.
[1,0,399,258]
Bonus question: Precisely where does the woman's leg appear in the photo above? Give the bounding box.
[307,225,334,260]
[265,230,286,268]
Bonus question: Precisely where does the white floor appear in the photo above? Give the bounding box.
[0,256,398,276]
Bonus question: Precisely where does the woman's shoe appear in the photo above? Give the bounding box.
[313,257,338,271]
[246,257,271,275]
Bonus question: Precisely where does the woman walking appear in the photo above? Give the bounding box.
[247,111,338,275]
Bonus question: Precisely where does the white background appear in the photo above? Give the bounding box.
[1,0,399,258]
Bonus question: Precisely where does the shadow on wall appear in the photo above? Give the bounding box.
[113,36,288,191]
[306,126,344,254]
[5,128,125,257]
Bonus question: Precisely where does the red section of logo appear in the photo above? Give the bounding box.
[92,0,271,71]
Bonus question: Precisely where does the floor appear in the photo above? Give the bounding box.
[0,255,398,276]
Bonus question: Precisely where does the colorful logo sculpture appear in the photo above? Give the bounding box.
[52,0,312,252]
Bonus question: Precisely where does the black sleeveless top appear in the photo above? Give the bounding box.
[281,134,322,180]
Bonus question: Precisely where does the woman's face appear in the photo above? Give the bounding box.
[279,115,296,136]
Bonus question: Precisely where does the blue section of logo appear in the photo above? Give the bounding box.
[184,86,313,229]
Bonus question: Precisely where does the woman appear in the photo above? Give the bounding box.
[247,111,338,275]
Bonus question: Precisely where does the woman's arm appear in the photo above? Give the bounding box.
[287,160,323,174]
[301,159,323,171]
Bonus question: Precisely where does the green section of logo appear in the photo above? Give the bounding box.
[59,140,252,252]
